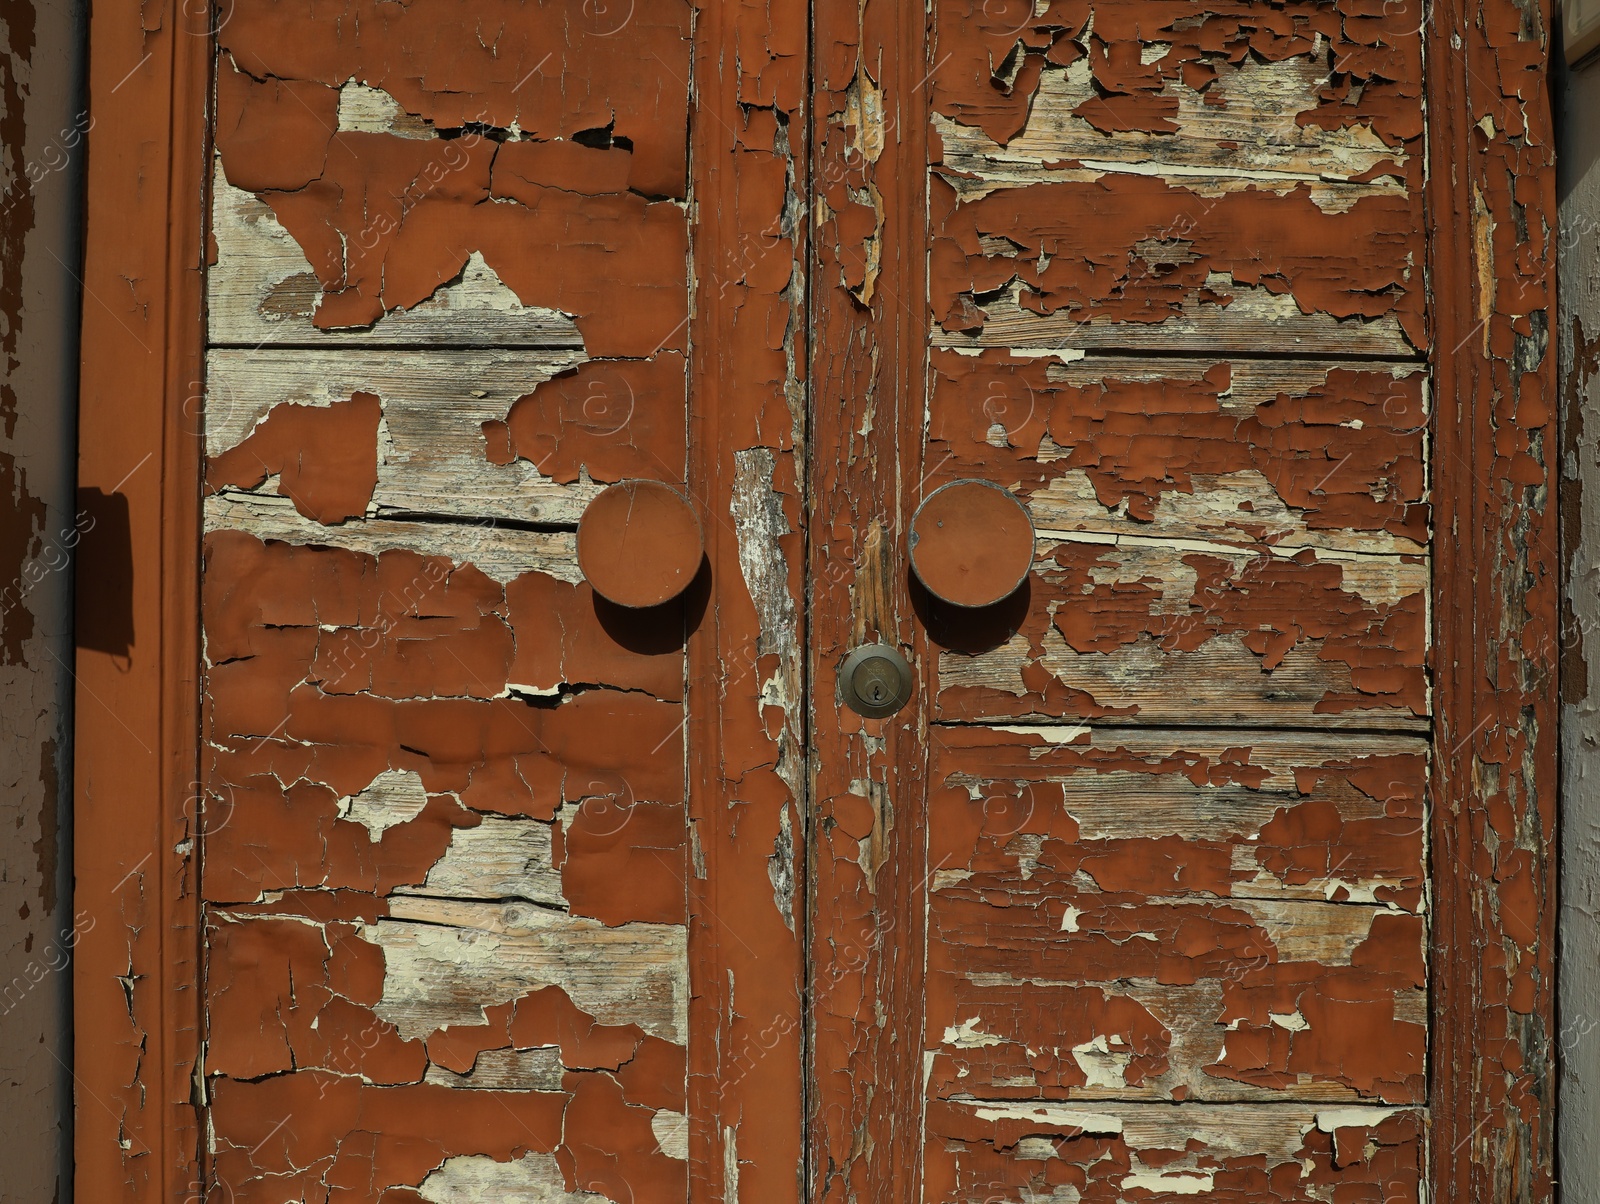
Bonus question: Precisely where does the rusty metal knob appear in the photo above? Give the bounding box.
[909,479,1035,608]
[577,480,704,608]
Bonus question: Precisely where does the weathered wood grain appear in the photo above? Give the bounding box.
[934,538,1427,728]
[930,176,1424,358]
[392,816,565,907]
[206,348,686,526]
[933,726,1428,909]
[370,898,688,1045]
[210,168,588,349]
[928,351,1430,556]
[423,1047,565,1092]
[925,1100,1424,1203]
[933,285,1418,357]
[204,494,581,584]
[935,54,1413,211]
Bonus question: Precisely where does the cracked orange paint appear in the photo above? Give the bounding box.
[150,0,1558,1198]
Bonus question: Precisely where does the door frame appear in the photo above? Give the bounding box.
[72,0,1562,1200]
[72,2,210,1201]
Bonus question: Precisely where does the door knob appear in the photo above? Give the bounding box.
[840,643,914,718]
[909,479,1035,608]
[577,480,704,608]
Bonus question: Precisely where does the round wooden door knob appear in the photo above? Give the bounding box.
[909,479,1035,608]
[577,480,704,608]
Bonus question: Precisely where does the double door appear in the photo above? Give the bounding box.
[190,0,1436,1199]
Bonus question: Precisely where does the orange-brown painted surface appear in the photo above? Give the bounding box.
[927,352,1429,547]
[910,481,1035,608]
[206,391,381,523]
[577,481,704,609]
[123,0,1553,1199]
[214,1,690,353]
[200,2,704,1200]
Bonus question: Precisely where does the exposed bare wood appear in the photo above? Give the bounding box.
[203,495,582,585]
[934,726,1428,909]
[933,285,1417,358]
[204,346,695,526]
[935,55,1413,212]
[210,169,588,349]
[935,539,1427,728]
[929,352,1430,557]
[926,1100,1424,1202]
[369,900,688,1044]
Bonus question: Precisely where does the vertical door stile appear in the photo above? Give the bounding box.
[687,0,811,1200]
[806,1,933,1201]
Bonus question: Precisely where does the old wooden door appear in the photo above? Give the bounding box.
[72,0,1561,1201]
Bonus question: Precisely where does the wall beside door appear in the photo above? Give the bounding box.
[0,2,87,1201]
[1560,31,1600,1204]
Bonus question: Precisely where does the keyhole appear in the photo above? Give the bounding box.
[840,644,912,718]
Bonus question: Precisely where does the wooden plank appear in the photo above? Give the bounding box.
[931,726,1428,910]
[930,178,1423,358]
[933,539,1428,728]
[207,1073,574,1202]
[927,729,1428,1106]
[206,348,686,526]
[927,894,1425,1105]
[934,55,1413,210]
[927,976,1427,1104]
[927,0,1425,356]
[204,495,581,585]
[928,351,1430,557]
[925,1100,1424,1203]
[931,0,1424,193]
[209,169,588,349]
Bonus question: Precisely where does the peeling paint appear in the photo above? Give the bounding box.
[183,0,1556,1198]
